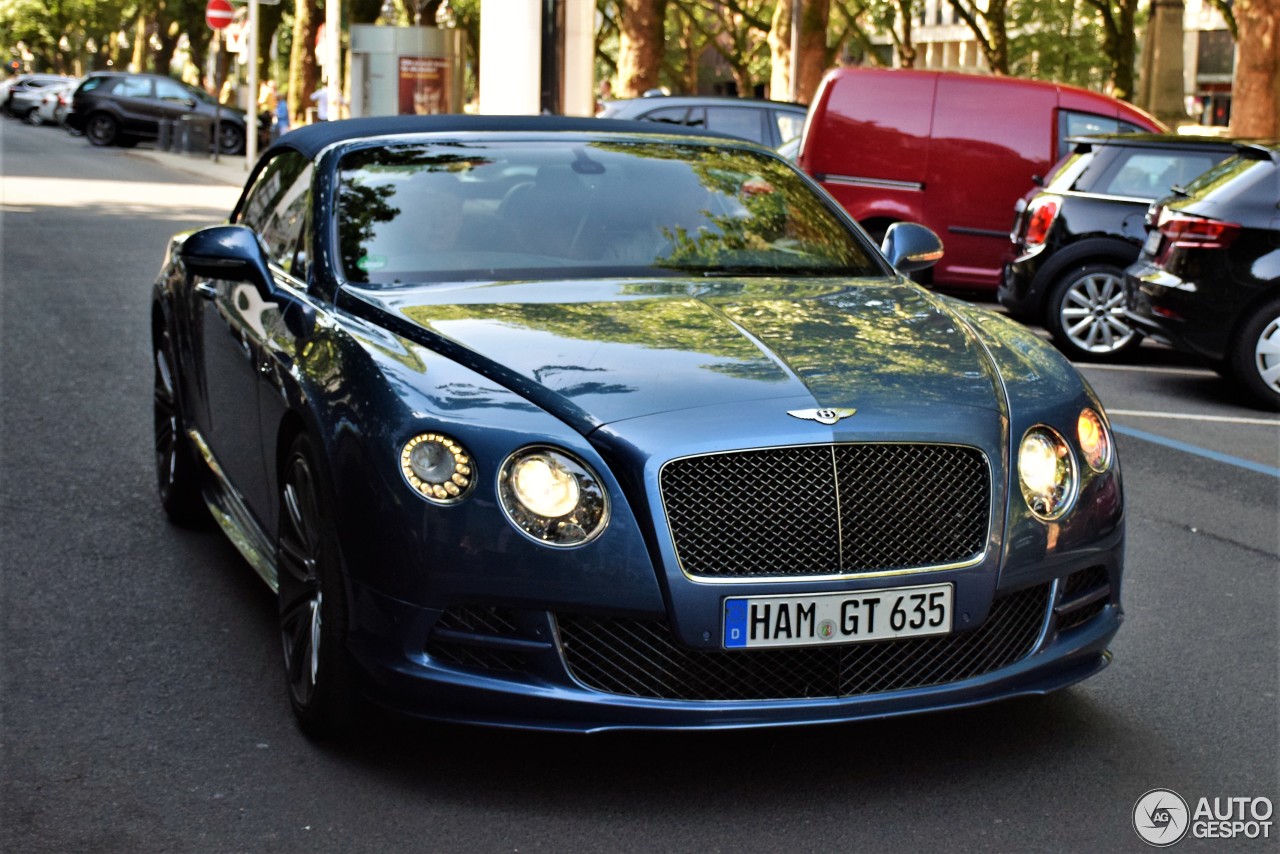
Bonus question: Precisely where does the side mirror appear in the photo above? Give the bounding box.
[880,222,944,274]
[179,224,272,292]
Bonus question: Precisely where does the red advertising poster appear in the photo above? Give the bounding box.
[398,56,450,115]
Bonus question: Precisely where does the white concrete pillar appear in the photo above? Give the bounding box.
[562,0,595,116]
[479,0,541,114]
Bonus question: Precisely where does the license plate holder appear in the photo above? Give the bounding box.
[723,582,953,649]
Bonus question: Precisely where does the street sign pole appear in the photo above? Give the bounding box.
[247,0,258,168]
[326,0,340,121]
[206,0,234,163]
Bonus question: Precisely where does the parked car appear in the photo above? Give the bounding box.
[154,114,1124,736]
[3,74,73,121]
[797,67,1163,292]
[65,71,258,154]
[28,80,77,126]
[1125,141,1280,410]
[599,95,806,148]
[1001,134,1237,360]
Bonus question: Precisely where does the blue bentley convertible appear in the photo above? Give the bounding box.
[152,115,1124,736]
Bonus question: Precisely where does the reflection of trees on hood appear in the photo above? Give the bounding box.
[397,281,998,399]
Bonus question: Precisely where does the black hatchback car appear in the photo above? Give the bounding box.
[1125,141,1280,410]
[66,71,256,155]
[1001,134,1236,361]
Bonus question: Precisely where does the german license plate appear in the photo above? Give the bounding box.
[723,583,953,649]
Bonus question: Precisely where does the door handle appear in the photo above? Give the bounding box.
[193,282,216,300]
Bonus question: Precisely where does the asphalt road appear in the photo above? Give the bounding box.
[3,120,1277,853]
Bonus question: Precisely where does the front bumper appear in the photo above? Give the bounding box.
[345,549,1124,733]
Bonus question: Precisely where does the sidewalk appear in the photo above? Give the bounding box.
[125,144,254,187]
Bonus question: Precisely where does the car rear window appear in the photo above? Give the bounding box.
[1071,146,1232,199]
[336,140,880,286]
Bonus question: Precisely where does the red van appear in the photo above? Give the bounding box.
[797,67,1163,291]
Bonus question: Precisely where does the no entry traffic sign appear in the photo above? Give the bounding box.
[206,0,234,30]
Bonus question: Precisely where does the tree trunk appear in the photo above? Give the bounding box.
[1112,1,1137,101]
[1232,0,1280,136]
[768,0,791,100]
[288,0,322,123]
[616,0,667,97]
[798,0,830,102]
[131,15,149,73]
[769,0,830,104]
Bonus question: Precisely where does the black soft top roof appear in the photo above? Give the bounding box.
[264,114,743,160]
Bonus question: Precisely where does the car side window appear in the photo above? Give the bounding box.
[115,76,153,99]
[641,106,690,126]
[154,78,191,103]
[237,152,314,278]
[1057,111,1124,159]
[773,111,805,146]
[705,107,766,145]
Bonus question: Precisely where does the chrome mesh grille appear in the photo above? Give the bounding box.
[661,444,990,577]
[557,584,1050,701]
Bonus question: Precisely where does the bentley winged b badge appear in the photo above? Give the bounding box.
[788,407,857,425]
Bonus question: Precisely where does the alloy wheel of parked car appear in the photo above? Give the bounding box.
[217,124,245,155]
[153,326,206,526]
[277,435,357,737]
[1229,299,1280,411]
[86,113,119,147]
[1047,264,1142,361]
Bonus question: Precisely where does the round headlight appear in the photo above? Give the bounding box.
[1077,408,1113,473]
[498,447,608,547]
[1018,426,1077,520]
[400,433,474,503]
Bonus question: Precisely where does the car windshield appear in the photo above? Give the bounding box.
[335,140,881,286]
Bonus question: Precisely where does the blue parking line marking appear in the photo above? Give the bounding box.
[1113,424,1280,478]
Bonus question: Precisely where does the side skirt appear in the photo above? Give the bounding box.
[187,428,279,592]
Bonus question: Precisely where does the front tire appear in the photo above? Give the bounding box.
[277,435,358,738]
[1045,263,1143,361]
[1228,299,1280,411]
[154,325,207,526]
[86,112,119,147]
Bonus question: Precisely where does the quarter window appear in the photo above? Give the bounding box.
[705,107,766,145]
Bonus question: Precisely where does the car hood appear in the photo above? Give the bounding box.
[344,277,1004,432]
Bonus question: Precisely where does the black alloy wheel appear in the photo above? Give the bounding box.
[216,123,244,155]
[277,435,358,738]
[1046,263,1143,361]
[153,325,207,526]
[86,112,119,147]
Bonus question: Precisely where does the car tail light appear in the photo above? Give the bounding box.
[1156,209,1241,250]
[1022,196,1060,247]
